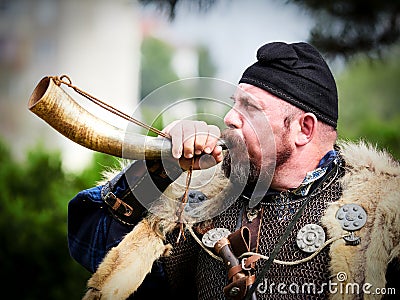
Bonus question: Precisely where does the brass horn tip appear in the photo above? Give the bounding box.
[28,76,51,110]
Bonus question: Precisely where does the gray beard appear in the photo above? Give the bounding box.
[220,129,259,187]
[221,128,292,188]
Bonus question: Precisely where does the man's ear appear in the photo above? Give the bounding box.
[295,113,318,146]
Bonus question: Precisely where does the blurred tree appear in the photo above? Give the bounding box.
[138,0,400,58]
[0,139,119,299]
[198,45,217,77]
[289,0,400,58]
[140,36,179,100]
[138,0,216,20]
[337,46,400,158]
[139,35,217,131]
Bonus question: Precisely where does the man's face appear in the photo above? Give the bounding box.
[221,83,294,185]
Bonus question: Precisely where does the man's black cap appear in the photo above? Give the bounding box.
[239,42,338,128]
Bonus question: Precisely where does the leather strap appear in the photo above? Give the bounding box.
[227,206,263,260]
[223,277,248,300]
[101,160,182,225]
[228,227,251,258]
[101,174,147,226]
[103,186,134,217]
[227,254,261,281]
[228,265,244,281]
[219,227,260,300]
[241,207,263,252]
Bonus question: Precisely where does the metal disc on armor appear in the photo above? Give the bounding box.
[335,203,367,231]
[296,224,326,253]
[183,190,208,216]
[202,228,231,248]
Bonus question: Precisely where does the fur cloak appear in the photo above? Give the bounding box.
[322,141,400,299]
[83,141,400,300]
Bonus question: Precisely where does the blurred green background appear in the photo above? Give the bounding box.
[0,0,399,299]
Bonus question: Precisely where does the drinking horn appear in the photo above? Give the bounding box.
[28,76,175,160]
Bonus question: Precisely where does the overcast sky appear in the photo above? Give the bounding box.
[142,0,315,83]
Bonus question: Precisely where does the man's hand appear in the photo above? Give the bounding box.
[162,120,223,170]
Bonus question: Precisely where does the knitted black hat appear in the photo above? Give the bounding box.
[239,42,338,128]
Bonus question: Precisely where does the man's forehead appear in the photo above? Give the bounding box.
[234,83,283,104]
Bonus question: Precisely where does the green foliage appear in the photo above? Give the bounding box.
[198,45,217,77]
[0,139,119,299]
[289,0,400,58]
[140,36,179,100]
[139,35,218,131]
[337,46,400,159]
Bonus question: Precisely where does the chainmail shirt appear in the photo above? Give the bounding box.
[162,160,344,300]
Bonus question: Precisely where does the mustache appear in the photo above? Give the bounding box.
[221,128,252,181]
[221,128,267,187]
[221,128,246,150]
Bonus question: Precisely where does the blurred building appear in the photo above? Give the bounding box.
[0,0,141,171]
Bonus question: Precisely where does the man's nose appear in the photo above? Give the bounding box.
[224,108,242,129]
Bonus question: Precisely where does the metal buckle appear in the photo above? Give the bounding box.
[241,258,252,271]
[104,191,117,206]
[120,201,133,216]
[104,191,133,217]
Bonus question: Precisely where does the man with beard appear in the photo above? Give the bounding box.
[68,42,399,300]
